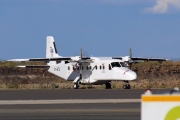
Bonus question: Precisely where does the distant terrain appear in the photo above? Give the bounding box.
[0,61,180,89]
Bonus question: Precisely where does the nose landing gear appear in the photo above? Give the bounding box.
[123,81,131,89]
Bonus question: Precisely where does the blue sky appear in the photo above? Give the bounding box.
[0,0,180,60]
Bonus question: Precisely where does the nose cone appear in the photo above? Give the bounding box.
[126,71,137,80]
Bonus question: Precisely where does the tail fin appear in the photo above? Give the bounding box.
[46,36,61,58]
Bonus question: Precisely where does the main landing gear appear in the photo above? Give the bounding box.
[74,82,79,89]
[74,78,81,89]
[123,81,131,89]
[105,82,111,89]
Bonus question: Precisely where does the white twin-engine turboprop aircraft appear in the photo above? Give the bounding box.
[8,36,168,89]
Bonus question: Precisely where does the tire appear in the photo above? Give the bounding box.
[105,83,111,89]
[74,83,79,89]
[127,84,131,89]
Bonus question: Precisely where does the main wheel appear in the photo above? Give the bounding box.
[105,82,111,89]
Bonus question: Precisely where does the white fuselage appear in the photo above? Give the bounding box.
[48,57,137,85]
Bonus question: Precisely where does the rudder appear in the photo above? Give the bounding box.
[46,36,60,58]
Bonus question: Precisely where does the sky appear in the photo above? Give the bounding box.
[0,0,180,60]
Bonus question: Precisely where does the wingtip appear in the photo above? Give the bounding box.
[165,59,171,61]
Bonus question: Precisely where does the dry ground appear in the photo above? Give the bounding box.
[0,61,180,89]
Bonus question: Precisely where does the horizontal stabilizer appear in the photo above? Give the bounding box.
[8,59,30,62]
[16,65,50,69]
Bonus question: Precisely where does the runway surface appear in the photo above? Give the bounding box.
[0,89,170,120]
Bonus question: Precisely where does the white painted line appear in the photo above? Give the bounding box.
[0,99,141,105]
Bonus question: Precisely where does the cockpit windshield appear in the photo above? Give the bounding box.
[120,62,128,67]
[111,62,121,68]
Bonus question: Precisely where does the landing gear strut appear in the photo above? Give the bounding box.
[105,82,111,89]
[123,81,131,89]
[74,78,81,89]
[74,82,79,89]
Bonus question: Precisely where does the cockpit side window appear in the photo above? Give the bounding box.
[109,64,111,70]
[120,62,128,67]
[111,62,121,68]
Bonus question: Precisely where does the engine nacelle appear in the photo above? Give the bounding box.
[122,56,130,62]
[71,56,80,62]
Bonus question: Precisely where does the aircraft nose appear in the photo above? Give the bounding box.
[126,70,137,80]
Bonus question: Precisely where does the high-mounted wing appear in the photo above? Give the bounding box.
[112,56,169,69]
[8,56,93,69]
[7,56,93,64]
[7,57,71,62]
[112,48,169,63]
[131,57,169,62]
[112,56,169,63]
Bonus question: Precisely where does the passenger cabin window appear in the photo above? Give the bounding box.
[86,66,89,70]
[89,66,92,70]
[100,66,102,70]
[111,62,121,68]
[95,66,97,70]
[103,66,105,69]
[68,66,70,70]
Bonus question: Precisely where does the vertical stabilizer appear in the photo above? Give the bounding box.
[46,36,60,58]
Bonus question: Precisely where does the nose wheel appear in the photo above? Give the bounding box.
[123,81,131,89]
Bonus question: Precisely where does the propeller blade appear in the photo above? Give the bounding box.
[130,48,132,58]
[129,48,133,70]
[129,63,132,69]
[80,48,82,59]
[79,48,83,79]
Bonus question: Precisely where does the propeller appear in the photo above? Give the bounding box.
[79,48,82,80]
[74,48,83,89]
[130,48,132,59]
[73,48,93,89]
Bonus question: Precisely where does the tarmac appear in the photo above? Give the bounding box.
[0,89,169,120]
